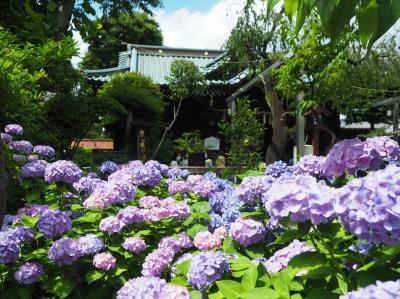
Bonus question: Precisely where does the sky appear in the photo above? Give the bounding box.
[71,0,246,67]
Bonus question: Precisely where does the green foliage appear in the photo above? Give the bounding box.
[269,0,400,47]
[219,98,265,170]
[100,72,164,118]
[174,131,207,155]
[81,12,163,69]
[166,60,207,101]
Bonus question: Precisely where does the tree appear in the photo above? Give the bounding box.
[99,73,164,159]
[81,12,163,69]
[151,60,207,159]
[0,0,162,41]
[266,0,400,48]
[219,98,265,170]
[224,0,291,164]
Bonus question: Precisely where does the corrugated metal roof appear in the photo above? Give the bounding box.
[136,54,214,84]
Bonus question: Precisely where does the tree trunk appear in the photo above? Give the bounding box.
[262,76,287,164]
[0,141,8,225]
[125,111,135,160]
[55,0,76,39]
[151,98,183,160]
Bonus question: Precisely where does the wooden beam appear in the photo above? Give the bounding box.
[371,96,400,107]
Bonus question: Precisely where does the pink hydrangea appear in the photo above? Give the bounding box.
[160,284,191,299]
[194,231,221,251]
[99,216,124,234]
[122,237,146,254]
[93,253,116,270]
[213,227,228,240]
[229,218,265,247]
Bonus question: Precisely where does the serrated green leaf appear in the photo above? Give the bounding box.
[176,259,192,276]
[242,266,258,290]
[190,290,203,299]
[186,224,208,238]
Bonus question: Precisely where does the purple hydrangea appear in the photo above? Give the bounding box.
[178,233,193,249]
[265,160,293,178]
[339,280,400,299]
[13,154,27,162]
[77,234,104,255]
[236,175,275,204]
[84,180,135,208]
[294,155,326,176]
[73,176,104,194]
[4,124,23,135]
[117,276,166,299]
[187,251,230,291]
[193,179,219,198]
[99,216,124,234]
[0,133,12,143]
[117,206,144,225]
[122,237,146,254]
[33,145,56,159]
[141,247,176,277]
[145,160,169,174]
[349,241,373,256]
[324,138,378,177]
[263,239,315,273]
[21,160,48,178]
[14,262,44,284]
[93,252,116,270]
[158,236,183,254]
[160,284,190,299]
[167,167,189,179]
[48,237,83,265]
[131,165,162,187]
[0,231,20,264]
[229,218,265,247]
[335,165,400,245]
[38,210,72,238]
[17,204,49,218]
[264,175,336,225]
[9,141,33,154]
[168,181,192,194]
[13,226,34,244]
[139,196,162,208]
[100,161,118,174]
[44,160,82,184]
[364,136,400,162]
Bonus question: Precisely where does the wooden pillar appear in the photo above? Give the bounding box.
[394,102,399,142]
[296,94,305,158]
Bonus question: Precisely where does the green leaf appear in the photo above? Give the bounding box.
[307,288,337,299]
[244,243,265,259]
[18,285,33,299]
[45,277,75,299]
[191,201,210,215]
[267,0,281,17]
[171,276,189,287]
[115,265,129,276]
[357,0,378,46]
[291,294,303,299]
[231,256,253,272]
[370,0,400,45]
[290,281,304,292]
[273,229,306,245]
[217,280,244,298]
[176,259,192,276]
[28,248,47,260]
[273,268,294,298]
[284,0,299,19]
[134,229,152,236]
[223,237,237,255]
[47,2,58,12]
[86,270,104,284]
[186,224,208,238]
[242,266,258,290]
[26,191,41,203]
[20,215,39,228]
[190,290,203,299]
[240,287,279,299]
[354,265,400,287]
[288,252,328,274]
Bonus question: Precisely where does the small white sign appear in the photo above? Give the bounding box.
[204,136,220,150]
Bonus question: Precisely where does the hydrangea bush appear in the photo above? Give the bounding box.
[1,125,400,299]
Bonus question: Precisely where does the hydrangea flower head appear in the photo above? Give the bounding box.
[38,210,72,238]
[364,136,400,161]
[117,206,144,225]
[14,262,44,284]
[294,155,326,176]
[117,276,166,299]
[44,160,82,184]
[21,160,48,178]
[0,231,20,264]
[131,165,161,187]
[77,234,104,255]
[4,124,23,135]
[9,141,33,154]
[17,204,49,218]
[265,160,292,178]
[237,175,274,204]
[122,237,146,254]
[264,175,336,225]
[335,164,400,245]
[187,251,230,291]
[141,247,175,277]
[48,237,83,265]
[193,231,221,251]
[100,161,118,174]
[0,133,12,143]
[33,145,56,159]
[168,181,192,194]
[93,252,116,270]
[160,284,190,299]
[73,176,104,194]
[339,279,400,299]
[229,218,265,247]
[99,216,124,234]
